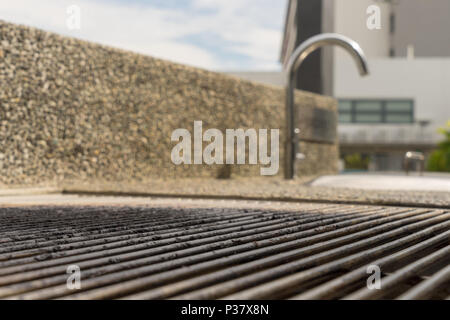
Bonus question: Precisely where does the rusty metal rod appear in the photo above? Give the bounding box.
[0,209,314,259]
[290,230,450,299]
[0,206,169,232]
[0,208,270,244]
[397,264,450,300]
[344,245,450,300]
[125,209,431,300]
[61,209,441,300]
[0,204,348,247]
[0,208,367,274]
[0,211,350,269]
[0,207,319,253]
[1,208,391,298]
[169,211,448,300]
[220,216,449,300]
[2,205,447,301]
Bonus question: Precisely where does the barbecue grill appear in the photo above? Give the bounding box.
[0,203,448,300]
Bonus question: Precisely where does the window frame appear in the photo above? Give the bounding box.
[338,99,414,124]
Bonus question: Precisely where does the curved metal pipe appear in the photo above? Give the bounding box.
[284,33,369,179]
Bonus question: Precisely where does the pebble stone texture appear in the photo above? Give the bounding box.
[0,21,338,188]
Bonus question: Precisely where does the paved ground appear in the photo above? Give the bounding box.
[0,194,322,210]
[59,177,450,208]
[1,173,449,208]
[311,173,450,192]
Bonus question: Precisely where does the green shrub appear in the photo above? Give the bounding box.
[344,153,370,170]
[427,121,450,172]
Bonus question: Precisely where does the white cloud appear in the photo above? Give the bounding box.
[0,0,286,70]
[191,0,286,69]
[121,41,219,69]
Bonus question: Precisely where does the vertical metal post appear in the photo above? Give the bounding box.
[284,33,369,179]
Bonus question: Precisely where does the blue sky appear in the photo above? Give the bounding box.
[0,0,287,70]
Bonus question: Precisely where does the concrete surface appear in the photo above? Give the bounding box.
[1,175,448,208]
[0,193,347,211]
[59,177,449,208]
[311,173,450,192]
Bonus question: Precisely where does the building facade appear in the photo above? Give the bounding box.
[281,0,450,171]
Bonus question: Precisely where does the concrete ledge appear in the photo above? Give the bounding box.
[0,176,447,208]
[60,177,450,209]
[0,187,61,197]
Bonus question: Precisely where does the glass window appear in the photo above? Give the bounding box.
[355,101,382,112]
[355,113,383,123]
[386,101,413,123]
[338,99,414,124]
[385,101,412,112]
[338,100,352,112]
[339,113,352,123]
[386,113,413,123]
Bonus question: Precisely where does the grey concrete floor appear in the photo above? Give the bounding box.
[0,193,327,211]
[311,172,450,192]
[1,173,449,209]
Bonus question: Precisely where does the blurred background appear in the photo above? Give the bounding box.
[1,0,449,174]
[239,0,450,174]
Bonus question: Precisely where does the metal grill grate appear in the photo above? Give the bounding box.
[0,203,449,300]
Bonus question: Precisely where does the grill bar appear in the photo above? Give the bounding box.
[125,209,433,300]
[66,211,446,299]
[219,218,449,299]
[0,203,448,300]
[0,210,312,260]
[170,212,445,299]
[1,208,396,298]
[0,208,377,276]
[397,264,450,300]
[344,245,450,300]
[0,204,348,250]
[291,231,450,299]
[1,208,272,244]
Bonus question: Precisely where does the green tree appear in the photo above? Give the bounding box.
[427,121,450,172]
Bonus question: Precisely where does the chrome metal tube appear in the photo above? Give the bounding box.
[284,33,369,179]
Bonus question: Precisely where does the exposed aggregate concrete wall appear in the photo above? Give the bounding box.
[0,21,338,187]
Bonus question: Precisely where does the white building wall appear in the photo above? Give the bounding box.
[335,57,450,145]
[393,0,450,57]
[330,0,450,148]
[333,0,391,58]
